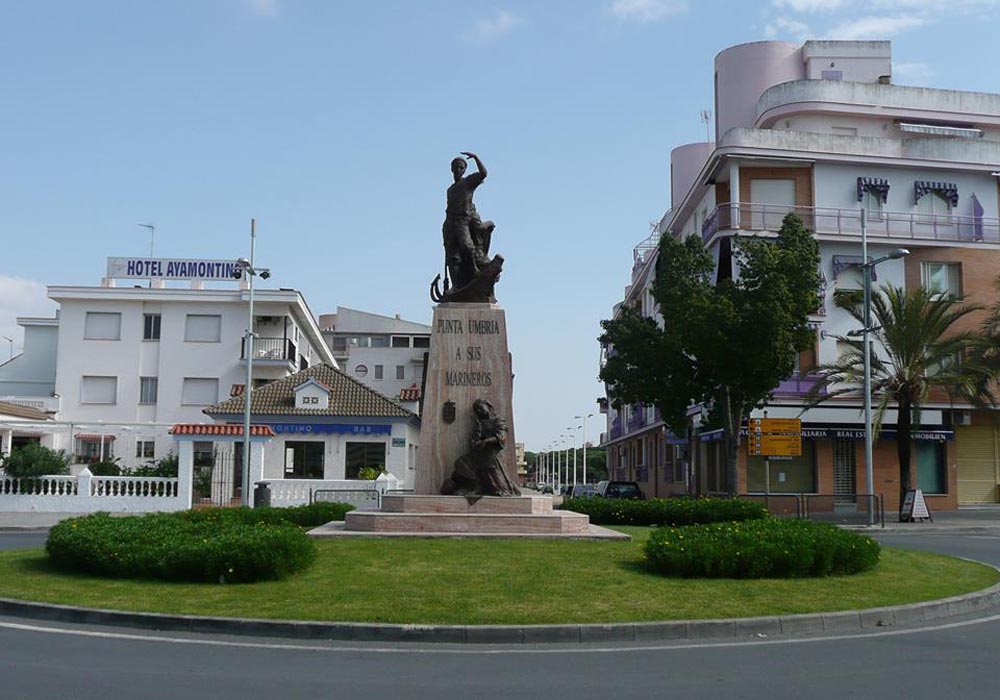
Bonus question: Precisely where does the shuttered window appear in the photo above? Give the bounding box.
[81,376,117,404]
[181,378,218,405]
[84,312,121,340]
[184,314,222,342]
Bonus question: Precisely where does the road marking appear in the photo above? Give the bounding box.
[3,612,1000,655]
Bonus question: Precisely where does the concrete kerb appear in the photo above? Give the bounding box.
[2,576,1000,645]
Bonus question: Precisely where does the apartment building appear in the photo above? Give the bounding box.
[319,307,431,414]
[603,40,1000,510]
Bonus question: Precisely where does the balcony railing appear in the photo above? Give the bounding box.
[241,337,296,363]
[702,202,1000,245]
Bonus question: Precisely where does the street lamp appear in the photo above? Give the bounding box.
[234,219,272,507]
[859,207,909,526]
[575,413,594,484]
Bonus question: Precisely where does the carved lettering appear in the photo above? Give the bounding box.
[468,319,500,335]
[444,371,493,387]
[466,346,482,361]
[437,319,464,334]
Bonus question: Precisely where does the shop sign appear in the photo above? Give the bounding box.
[270,423,392,435]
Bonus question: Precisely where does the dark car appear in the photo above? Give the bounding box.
[595,480,644,500]
[568,484,597,498]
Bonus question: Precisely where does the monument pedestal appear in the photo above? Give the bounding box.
[416,303,517,495]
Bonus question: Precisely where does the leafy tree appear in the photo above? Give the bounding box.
[810,284,993,511]
[599,213,820,495]
[2,444,71,478]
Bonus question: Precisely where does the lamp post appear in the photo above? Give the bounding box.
[234,219,271,507]
[576,413,594,484]
[859,208,909,527]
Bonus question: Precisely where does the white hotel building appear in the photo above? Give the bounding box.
[602,40,1000,511]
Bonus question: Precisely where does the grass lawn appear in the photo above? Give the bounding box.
[0,526,995,625]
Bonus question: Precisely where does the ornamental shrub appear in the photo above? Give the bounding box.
[643,518,881,579]
[558,496,768,526]
[46,511,316,583]
[3,444,70,478]
[178,503,354,528]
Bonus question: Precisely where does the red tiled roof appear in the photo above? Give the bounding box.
[169,424,275,437]
[399,384,421,401]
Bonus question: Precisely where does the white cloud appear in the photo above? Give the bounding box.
[607,0,689,23]
[245,0,280,19]
[463,10,523,44]
[772,0,849,12]
[892,61,936,86]
[0,276,55,358]
[764,16,812,40]
[825,15,926,40]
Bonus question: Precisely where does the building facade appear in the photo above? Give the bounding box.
[319,307,431,413]
[603,39,1000,510]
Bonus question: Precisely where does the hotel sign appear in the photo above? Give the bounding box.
[106,257,239,281]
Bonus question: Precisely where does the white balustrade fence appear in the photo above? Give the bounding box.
[260,473,401,510]
[0,469,185,513]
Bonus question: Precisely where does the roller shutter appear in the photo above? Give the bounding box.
[956,426,999,504]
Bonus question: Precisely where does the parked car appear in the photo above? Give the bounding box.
[568,483,597,498]
[594,480,644,500]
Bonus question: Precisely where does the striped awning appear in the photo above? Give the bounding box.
[168,424,275,437]
[857,177,890,203]
[915,181,959,207]
[832,255,877,281]
[75,434,116,441]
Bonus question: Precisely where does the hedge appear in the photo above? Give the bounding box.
[644,518,881,578]
[46,511,317,583]
[178,502,355,528]
[558,497,769,526]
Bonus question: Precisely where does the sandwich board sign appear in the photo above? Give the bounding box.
[900,489,933,523]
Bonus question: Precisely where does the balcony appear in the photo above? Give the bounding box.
[702,202,1000,247]
[241,337,297,366]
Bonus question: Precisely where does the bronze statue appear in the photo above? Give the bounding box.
[431,152,504,303]
[441,399,521,496]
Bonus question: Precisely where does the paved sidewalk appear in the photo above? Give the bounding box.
[850,506,1000,534]
[0,513,87,530]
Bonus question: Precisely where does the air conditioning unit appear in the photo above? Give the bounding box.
[951,410,972,426]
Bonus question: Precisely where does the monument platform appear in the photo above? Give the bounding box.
[310,495,629,540]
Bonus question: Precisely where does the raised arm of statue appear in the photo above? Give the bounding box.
[460,151,487,181]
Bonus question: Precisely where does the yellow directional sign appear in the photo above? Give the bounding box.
[747,418,802,457]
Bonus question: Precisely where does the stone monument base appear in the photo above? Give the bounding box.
[308,495,629,540]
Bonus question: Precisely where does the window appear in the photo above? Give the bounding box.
[139,377,158,404]
[396,365,405,380]
[136,440,155,459]
[143,313,161,341]
[864,190,883,220]
[75,438,111,462]
[747,440,817,493]
[284,441,325,479]
[412,336,430,348]
[370,336,390,348]
[917,191,951,218]
[84,312,121,340]
[81,376,117,404]
[193,441,214,467]
[391,336,411,348]
[916,442,947,494]
[330,336,347,351]
[345,442,386,479]
[374,365,383,380]
[354,364,368,378]
[921,262,961,298]
[184,314,222,342]
[181,377,219,405]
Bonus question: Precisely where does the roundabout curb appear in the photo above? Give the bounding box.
[2,577,1000,645]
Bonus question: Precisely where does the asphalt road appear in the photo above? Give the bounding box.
[1,532,998,699]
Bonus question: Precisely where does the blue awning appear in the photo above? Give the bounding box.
[857,177,890,203]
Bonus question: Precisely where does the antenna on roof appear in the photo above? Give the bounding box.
[700,110,712,143]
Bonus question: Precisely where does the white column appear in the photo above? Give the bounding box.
[177,441,194,509]
[2,430,11,456]
[729,162,740,229]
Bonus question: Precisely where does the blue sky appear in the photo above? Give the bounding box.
[3,0,1000,450]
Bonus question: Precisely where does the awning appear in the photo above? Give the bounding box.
[832,255,877,281]
[857,177,890,203]
[75,434,116,441]
[700,425,953,442]
[914,181,959,207]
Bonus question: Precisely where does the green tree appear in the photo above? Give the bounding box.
[810,284,993,511]
[599,213,820,495]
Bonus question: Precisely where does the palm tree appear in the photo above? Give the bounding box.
[810,284,992,513]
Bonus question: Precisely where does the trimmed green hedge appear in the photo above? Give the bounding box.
[46,511,317,583]
[178,503,355,528]
[558,497,769,526]
[644,519,881,578]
